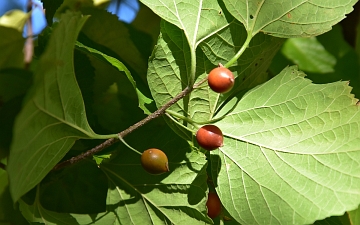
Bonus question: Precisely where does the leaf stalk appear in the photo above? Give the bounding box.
[224,32,252,68]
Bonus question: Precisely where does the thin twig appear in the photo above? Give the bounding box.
[118,85,191,138]
[24,0,34,69]
[53,85,193,170]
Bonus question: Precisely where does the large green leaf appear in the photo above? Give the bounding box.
[0,168,10,221]
[7,12,115,203]
[80,8,149,88]
[0,69,32,158]
[313,213,351,225]
[147,21,194,140]
[144,1,282,138]
[349,206,360,225]
[0,26,24,69]
[0,68,32,102]
[140,0,229,49]
[39,160,108,214]
[148,19,282,140]
[223,0,358,38]
[198,20,284,117]
[100,125,210,225]
[79,8,155,115]
[270,24,360,98]
[75,41,153,115]
[19,196,115,224]
[148,21,192,112]
[211,66,360,224]
[281,37,337,73]
[0,168,28,225]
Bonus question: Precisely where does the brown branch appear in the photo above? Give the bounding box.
[53,85,193,171]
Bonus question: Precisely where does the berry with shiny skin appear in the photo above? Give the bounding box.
[207,66,235,93]
[141,148,169,175]
[196,125,223,151]
[206,192,221,218]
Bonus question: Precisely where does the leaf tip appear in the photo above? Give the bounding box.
[342,80,360,104]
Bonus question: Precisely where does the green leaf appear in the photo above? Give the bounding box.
[139,0,229,49]
[41,0,64,25]
[131,3,161,48]
[211,66,360,224]
[80,8,149,88]
[93,154,111,166]
[55,0,96,17]
[100,125,210,225]
[356,17,360,62]
[313,213,351,225]
[0,169,28,225]
[199,20,284,115]
[19,196,115,225]
[0,26,25,69]
[79,8,156,115]
[0,169,9,220]
[39,160,108,213]
[148,21,192,112]
[223,0,358,38]
[0,97,26,159]
[282,37,337,73]
[147,21,196,140]
[0,69,32,153]
[349,207,360,225]
[0,10,29,32]
[75,41,153,115]
[7,12,115,203]
[313,25,360,98]
[271,25,360,98]
[148,19,283,139]
[0,68,32,102]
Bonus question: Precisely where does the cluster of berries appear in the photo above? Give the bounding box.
[140,65,234,218]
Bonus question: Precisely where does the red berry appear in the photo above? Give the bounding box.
[206,192,221,218]
[141,148,169,175]
[208,67,235,93]
[196,125,223,151]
